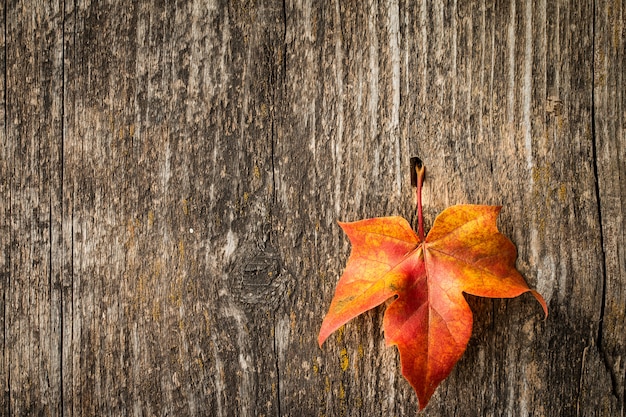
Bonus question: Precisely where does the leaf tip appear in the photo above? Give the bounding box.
[531,290,549,319]
[317,337,325,349]
[415,389,434,411]
[489,205,503,217]
[318,324,331,348]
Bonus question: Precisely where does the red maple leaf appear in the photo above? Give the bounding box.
[318,159,547,410]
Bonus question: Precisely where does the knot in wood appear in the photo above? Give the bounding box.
[234,247,285,307]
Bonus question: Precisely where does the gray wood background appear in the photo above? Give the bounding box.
[1,0,624,416]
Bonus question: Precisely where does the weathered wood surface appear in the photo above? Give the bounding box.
[1,1,624,415]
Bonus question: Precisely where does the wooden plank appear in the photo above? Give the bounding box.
[0,1,7,413]
[63,1,285,415]
[60,2,76,413]
[594,0,626,412]
[278,0,620,415]
[4,1,65,416]
[276,1,418,415]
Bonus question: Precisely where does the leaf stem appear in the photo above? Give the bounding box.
[411,157,426,241]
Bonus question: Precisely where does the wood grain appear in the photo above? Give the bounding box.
[1,0,624,415]
[4,2,65,415]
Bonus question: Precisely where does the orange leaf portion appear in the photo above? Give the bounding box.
[319,205,547,409]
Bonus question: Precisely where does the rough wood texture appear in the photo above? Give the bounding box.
[1,1,624,416]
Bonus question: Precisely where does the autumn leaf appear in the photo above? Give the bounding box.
[318,160,547,410]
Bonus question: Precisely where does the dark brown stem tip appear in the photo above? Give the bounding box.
[410,157,425,187]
